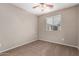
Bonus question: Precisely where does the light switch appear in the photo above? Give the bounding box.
[0,43,2,47]
[62,38,64,41]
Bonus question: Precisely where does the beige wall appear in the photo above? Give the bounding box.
[0,4,37,52]
[77,5,79,48]
[38,6,78,47]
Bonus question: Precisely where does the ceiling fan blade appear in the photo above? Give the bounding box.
[33,6,39,8]
[46,4,53,8]
[47,5,53,7]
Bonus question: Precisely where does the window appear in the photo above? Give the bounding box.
[46,14,61,31]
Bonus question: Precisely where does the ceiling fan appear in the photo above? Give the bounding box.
[32,3,53,11]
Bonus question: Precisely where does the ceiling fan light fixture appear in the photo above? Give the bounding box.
[32,3,53,11]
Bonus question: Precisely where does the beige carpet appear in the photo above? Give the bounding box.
[0,40,78,56]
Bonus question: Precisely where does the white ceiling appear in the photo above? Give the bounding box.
[12,3,78,15]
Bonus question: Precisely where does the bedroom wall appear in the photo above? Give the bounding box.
[0,3,37,52]
[38,5,78,47]
[77,5,79,49]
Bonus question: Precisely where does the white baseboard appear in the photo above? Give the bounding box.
[0,39,37,53]
[39,39,78,48]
